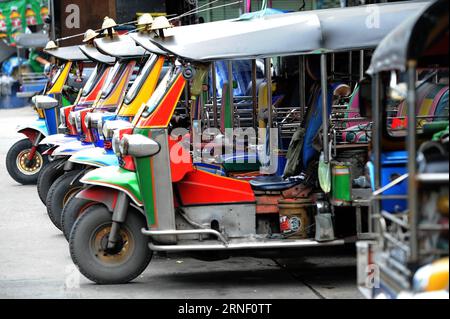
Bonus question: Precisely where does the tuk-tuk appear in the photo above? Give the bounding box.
[5,42,89,185]
[41,18,165,232]
[69,2,427,284]
[35,31,116,205]
[356,0,449,299]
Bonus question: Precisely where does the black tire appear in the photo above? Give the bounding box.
[37,158,67,204]
[46,169,84,231]
[70,205,152,284]
[6,138,48,185]
[61,196,95,242]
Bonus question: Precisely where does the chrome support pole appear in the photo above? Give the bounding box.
[407,60,418,263]
[265,57,273,129]
[359,50,365,81]
[227,61,234,129]
[299,56,306,121]
[252,59,258,130]
[211,62,218,128]
[372,74,381,234]
[331,53,335,81]
[320,54,329,163]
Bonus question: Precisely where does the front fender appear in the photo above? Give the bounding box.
[76,186,120,212]
[81,166,142,206]
[17,119,48,140]
[40,134,78,146]
[69,147,119,168]
[52,141,95,157]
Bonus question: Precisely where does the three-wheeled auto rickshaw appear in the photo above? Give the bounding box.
[356,0,449,299]
[48,18,170,237]
[35,30,116,204]
[5,42,89,185]
[68,2,427,284]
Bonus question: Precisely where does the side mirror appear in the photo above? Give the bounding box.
[32,95,59,110]
[358,77,372,119]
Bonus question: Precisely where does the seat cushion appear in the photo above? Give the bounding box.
[249,175,300,191]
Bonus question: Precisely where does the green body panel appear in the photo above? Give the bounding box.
[133,127,157,225]
[81,165,143,205]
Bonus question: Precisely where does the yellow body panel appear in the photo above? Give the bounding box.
[117,56,165,117]
[46,62,72,95]
[96,63,135,110]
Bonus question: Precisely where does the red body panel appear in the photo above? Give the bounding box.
[169,134,194,182]
[76,186,119,212]
[136,74,186,128]
[176,169,256,206]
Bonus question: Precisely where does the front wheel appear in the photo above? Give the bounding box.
[61,196,95,242]
[6,138,48,185]
[37,158,67,204]
[46,169,84,231]
[69,205,152,284]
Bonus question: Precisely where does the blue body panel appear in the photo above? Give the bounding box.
[69,147,118,168]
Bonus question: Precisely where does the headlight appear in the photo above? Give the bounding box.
[68,112,76,126]
[90,113,103,131]
[102,120,133,140]
[102,121,115,140]
[84,112,91,129]
[59,111,67,128]
[75,112,82,132]
[112,132,121,155]
[120,134,160,158]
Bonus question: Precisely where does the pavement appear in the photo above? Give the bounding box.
[0,106,363,299]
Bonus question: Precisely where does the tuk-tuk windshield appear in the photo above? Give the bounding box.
[81,64,106,97]
[101,62,126,99]
[49,63,66,87]
[142,66,180,118]
[124,55,157,105]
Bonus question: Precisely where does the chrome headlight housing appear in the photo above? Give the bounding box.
[74,112,82,133]
[102,120,133,140]
[120,134,160,158]
[59,111,67,129]
[112,131,121,155]
[90,113,104,131]
[68,112,76,126]
[84,112,91,129]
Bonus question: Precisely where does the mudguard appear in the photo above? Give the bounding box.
[39,134,78,146]
[80,166,142,206]
[52,140,95,157]
[17,118,49,139]
[76,186,120,212]
[69,147,119,168]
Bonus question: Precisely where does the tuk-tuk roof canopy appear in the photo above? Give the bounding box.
[368,0,449,74]
[15,33,49,49]
[149,1,428,62]
[79,44,116,65]
[130,32,170,56]
[44,45,89,62]
[94,35,150,60]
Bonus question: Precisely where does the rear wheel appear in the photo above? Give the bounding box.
[69,205,152,284]
[46,169,83,231]
[61,196,95,242]
[6,138,48,185]
[37,158,67,204]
